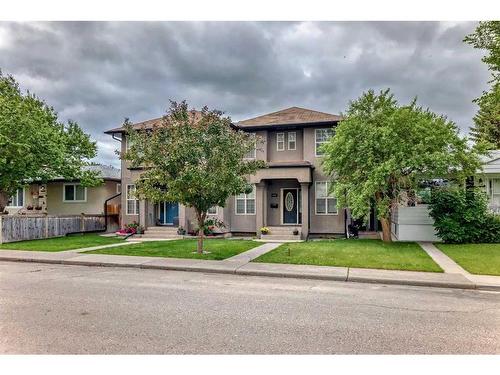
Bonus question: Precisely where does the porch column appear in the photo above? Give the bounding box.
[300,182,310,240]
[255,182,266,236]
[139,199,147,228]
[178,204,187,230]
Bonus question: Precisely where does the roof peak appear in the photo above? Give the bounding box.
[237,106,341,128]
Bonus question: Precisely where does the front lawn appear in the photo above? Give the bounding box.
[254,239,443,272]
[0,233,125,252]
[85,239,260,260]
[435,243,500,276]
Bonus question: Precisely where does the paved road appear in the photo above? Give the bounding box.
[1,261,499,354]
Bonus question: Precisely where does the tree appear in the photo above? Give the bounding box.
[464,21,500,147]
[321,89,482,242]
[123,101,265,254]
[0,71,100,212]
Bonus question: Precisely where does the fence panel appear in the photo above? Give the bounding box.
[0,215,106,244]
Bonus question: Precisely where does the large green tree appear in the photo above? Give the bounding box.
[123,101,265,253]
[321,89,482,242]
[464,21,500,147]
[0,71,100,212]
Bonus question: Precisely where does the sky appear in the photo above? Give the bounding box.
[0,21,491,168]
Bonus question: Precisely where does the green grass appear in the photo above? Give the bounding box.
[435,243,500,276]
[85,239,260,260]
[0,233,125,252]
[254,239,443,272]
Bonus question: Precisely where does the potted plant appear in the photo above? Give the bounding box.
[260,227,270,235]
[35,205,42,211]
[26,205,34,211]
[292,229,299,236]
[177,226,186,235]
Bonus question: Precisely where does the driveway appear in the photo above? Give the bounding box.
[0,261,499,354]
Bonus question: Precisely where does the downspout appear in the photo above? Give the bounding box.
[66,192,121,236]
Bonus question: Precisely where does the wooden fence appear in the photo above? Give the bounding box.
[0,214,106,244]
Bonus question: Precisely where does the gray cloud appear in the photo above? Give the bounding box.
[0,21,490,167]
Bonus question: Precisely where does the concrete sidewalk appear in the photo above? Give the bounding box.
[1,247,498,290]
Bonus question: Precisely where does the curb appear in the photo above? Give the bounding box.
[1,254,496,291]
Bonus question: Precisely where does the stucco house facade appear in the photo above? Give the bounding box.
[5,165,121,217]
[477,150,500,214]
[106,107,370,239]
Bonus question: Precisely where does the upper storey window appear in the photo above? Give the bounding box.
[315,128,334,156]
[244,132,256,159]
[277,132,297,152]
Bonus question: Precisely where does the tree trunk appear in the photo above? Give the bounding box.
[0,190,10,213]
[380,217,392,242]
[196,210,206,254]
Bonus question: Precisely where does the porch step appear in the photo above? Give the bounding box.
[260,234,302,241]
[140,226,182,240]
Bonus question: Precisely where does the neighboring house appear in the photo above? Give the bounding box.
[477,150,500,214]
[106,107,380,239]
[6,164,121,217]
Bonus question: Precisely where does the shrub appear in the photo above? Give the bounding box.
[428,187,500,243]
[260,227,270,235]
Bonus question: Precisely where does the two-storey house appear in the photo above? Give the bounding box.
[105,107,352,239]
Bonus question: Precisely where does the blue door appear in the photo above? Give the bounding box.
[158,202,179,225]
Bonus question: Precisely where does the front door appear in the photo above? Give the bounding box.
[158,202,179,225]
[282,189,299,224]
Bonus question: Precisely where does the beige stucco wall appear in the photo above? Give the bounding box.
[267,130,303,162]
[46,180,120,216]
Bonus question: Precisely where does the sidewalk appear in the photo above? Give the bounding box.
[1,243,498,290]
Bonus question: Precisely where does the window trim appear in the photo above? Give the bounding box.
[126,184,139,215]
[235,185,256,215]
[276,132,285,152]
[116,183,121,194]
[63,183,87,203]
[287,131,296,151]
[315,128,333,157]
[7,187,25,208]
[315,181,338,215]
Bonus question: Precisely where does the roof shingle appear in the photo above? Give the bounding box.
[237,106,341,128]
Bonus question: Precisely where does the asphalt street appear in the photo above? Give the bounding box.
[0,261,499,354]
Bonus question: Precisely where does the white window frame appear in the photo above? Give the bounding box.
[7,187,25,208]
[207,206,218,215]
[116,183,122,194]
[244,132,256,159]
[315,128,334,157]
[287,131,296,151]
[126,184,139,215]
[315,181,338,215]
[276,132,285,151]
[491,178,500,201]
[235,185,256,215]
[63,183,87,203]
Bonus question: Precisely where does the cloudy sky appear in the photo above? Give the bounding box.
[0,21,491,167]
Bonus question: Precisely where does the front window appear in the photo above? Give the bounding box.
[126,184,139,215]
[315,128,334,156]
[63,184,87,202]
[276,132,285,151]
[315,181,337,215]
[207,206,218,215]
[244,132,256,159]
[288,132,296,150]
[7,188,24,207]
[235,185,255,215]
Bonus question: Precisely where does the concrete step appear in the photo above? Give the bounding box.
[139,233,182,239]
[260,234,301,241]
[264,226,301,234]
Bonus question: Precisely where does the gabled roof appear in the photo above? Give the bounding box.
[480,150,500,174]
[104,111,203,134]
[236,106,342,129]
